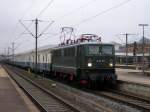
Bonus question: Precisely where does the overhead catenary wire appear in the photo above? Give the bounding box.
[33,0,98,42]
[13,21,34,42]
[20,0,102,43]
[6,0,36,53]
[55,0,98,21]
[38,0,133,43]
[6,0,55,54]
[73,0,132,27]
[38,21,55,37]
[15,38,32,50]
[11,1,36,41]
[36,0,54,18]
[115,34,125,44]
[19,20,34,37]
[13,0,133,53]
[11,0,54,45]
[40,0,132,43]
[15,0,55,44]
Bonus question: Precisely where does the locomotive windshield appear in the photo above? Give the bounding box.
[88,45,113,55]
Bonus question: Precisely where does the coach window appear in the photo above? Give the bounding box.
[38,54,40,62]
[32,56,34,62]
[29,56,31,61]
[45,54,47,62]
[43,55,44,62]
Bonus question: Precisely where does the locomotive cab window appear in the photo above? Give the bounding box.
[88,45,113,55]
[88,45,99,55]
[101,46,113,55]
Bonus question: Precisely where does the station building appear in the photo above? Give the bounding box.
[111,38,150,67]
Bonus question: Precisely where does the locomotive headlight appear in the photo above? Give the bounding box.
[88,63,92,67]
[109,63,113,67]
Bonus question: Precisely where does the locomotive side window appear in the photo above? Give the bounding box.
[54,50,61,57]
[64,48,68,56]
[77,46,83,56]
[64,47,75,57]
[69,47,75,56]
[61,49,64,56]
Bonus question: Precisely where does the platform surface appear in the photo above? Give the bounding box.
[117,68,150,85]
[0,65,38,112]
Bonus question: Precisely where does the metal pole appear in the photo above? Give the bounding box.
[12,42,15,64]
[7,47,10,61]
[35,18,38,77]
[125,34,128,66]
[119,33,136,66]
[139,24,148,74]
[7,47,10,56]
[19,19,53,78]
[142,26,145,73]
[133,41,138,69]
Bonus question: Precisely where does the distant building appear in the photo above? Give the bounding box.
[127,37,150,54]
[109,41,122,52]
[116,37,150,54]
[114,37,150,66]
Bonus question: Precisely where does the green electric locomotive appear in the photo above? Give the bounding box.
[51,41,117,87]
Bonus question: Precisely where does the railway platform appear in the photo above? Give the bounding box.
[117,68,150,85]
[0,65,39,112]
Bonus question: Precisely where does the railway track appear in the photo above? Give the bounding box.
[4,65,81,112]
[4,65,150,112]
[92,89,150,112]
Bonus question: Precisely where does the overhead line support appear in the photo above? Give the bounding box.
[19,18,54,78]
[119,33,136,66]
[138,24,149,74]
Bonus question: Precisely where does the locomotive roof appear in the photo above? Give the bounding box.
[53,42,114,50]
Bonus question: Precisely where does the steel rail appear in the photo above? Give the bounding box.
[4,65,81,112]
[4,64,115,112]
[92,89,150,112]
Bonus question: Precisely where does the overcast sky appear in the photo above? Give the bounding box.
[0,0,150,54]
